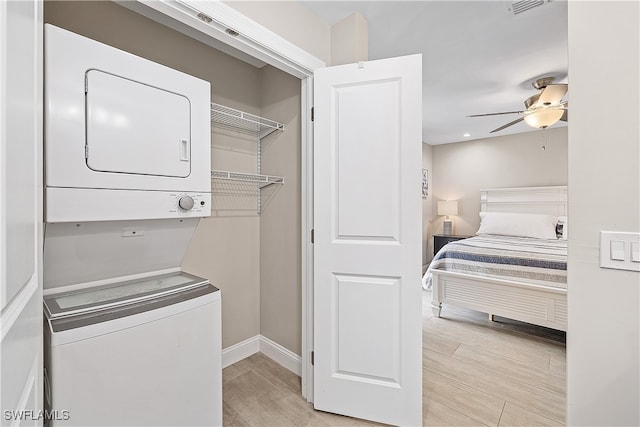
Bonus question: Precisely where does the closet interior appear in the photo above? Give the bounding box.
[44,0,303,360]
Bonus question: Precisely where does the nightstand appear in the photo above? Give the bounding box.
[433,234,469,255]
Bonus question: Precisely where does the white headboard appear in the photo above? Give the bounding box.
[479,186,567,216]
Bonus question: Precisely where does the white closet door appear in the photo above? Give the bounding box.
[313,54,423,426]
[0,0,44,422]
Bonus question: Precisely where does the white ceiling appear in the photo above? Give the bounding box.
[300,0,568,145]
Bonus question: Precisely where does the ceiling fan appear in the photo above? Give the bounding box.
[468,77,568,133]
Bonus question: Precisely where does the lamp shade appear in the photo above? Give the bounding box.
[523,109,564,129]
[437,200,458,216]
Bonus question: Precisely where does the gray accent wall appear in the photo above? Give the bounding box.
[259,66,302,355]
[426,127,568,263]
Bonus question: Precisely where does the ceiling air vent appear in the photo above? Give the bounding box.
[506,0,547,15]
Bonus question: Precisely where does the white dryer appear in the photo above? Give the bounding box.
[44,24,211,223]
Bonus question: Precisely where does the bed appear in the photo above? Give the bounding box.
[424,186,568,331]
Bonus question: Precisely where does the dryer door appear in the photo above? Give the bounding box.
[86,70,191,178]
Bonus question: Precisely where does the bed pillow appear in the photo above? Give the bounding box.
[476,212,558,239]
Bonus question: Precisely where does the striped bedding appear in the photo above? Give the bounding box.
[422,234,567,290]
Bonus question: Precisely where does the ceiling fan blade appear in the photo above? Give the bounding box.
[560,110,568,122]
[467,110,524,117]
[539,84,568,105]
[490,117,524,133]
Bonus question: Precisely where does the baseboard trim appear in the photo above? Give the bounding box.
[221,334,302,376]
[258,335,302,376]
[221,335,260,368]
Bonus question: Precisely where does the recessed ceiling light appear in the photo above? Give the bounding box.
[463,133,471,137]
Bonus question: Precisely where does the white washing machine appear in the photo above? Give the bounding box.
[44,272,221,427]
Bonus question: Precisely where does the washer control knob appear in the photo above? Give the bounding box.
[178,196,195,211]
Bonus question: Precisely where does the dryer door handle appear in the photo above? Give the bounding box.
[179,139,190,162]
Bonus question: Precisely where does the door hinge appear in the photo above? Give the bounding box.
[84,144,89,159]
[84,75,88,94]
[311,229,314,244]
[311,107,314,122]
[311,351,314,366]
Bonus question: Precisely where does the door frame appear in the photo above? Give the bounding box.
[121,0,323,401]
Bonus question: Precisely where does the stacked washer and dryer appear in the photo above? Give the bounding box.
[42,25,221,426]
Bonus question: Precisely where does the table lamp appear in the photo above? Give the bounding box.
[437,200,458,236]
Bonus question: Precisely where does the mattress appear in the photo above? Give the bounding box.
[422,234,567,290]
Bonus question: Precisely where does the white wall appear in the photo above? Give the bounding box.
[331,12,368,66]
[224,0,331,65]
[429,127,568,244]
[422,143,434,268]
[567,2,640,425]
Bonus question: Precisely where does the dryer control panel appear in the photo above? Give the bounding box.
[171,193,208,215]
[45,188,211,223]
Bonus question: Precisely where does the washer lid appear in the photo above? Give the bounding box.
[44,271,209,319]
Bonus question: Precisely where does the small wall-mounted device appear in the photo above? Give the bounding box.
[600,231,640,272]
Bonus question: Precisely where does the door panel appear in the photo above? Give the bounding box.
[333,274,401,382]
[2,0,38,308]
[1,287,42,424]
[314,54,422,426]
[0,0,43,423]
[334,80,400,242]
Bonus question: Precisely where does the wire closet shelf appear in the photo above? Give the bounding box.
[210,170,284,189]
[210,103,284,140]
[209,103,285,214]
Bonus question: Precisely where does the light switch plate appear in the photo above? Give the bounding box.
[600,231,640,272]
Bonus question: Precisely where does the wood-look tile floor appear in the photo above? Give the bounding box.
[222,290,566,426]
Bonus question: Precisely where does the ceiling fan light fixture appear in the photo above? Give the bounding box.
[523,108,564,129]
